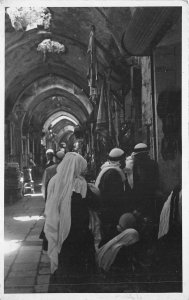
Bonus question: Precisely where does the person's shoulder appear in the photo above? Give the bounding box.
[103,167,121,178]
[72,191,83,201]
[50,163,57,169]
[46,164,57,173]
[46,164,55,170]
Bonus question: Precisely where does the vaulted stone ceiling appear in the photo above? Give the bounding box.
[5,7,132,133]
[5,6,180,142]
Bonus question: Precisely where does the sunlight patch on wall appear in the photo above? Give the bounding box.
[13,215,44,222]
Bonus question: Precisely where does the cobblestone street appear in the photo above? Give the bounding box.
[4,182,51,294]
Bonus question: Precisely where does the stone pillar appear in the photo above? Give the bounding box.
[10,122,13,156]
[12,123,22,165]
[10,108,26,169]
[27,133,30,163]
[140,56,154,158]
[5,122,10,161]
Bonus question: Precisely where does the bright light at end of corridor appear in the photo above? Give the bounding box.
[24,193,43,197]
[4,240,22,254]
[31,193,43,197]
[13,215,44,222]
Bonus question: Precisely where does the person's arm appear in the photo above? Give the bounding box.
[85,184,101,211]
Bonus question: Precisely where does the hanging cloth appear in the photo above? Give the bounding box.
[87,25,98,95]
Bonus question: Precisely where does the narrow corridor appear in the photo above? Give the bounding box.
[3,5,184,295]
[4,182,50,293]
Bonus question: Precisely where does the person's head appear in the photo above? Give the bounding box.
[132,143,149,159]
[57,151,87,179]
[72,139,84,155]
[46,149,54,161]
[117,213,137,232]
[108,148,126,169]
[55,150,65,163]
[74,152,87,177]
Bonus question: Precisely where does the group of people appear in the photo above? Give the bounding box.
[39,143,181,292]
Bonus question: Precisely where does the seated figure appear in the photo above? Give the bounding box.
[94,213,139,272]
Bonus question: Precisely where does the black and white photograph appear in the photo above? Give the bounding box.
[1,1,189,298]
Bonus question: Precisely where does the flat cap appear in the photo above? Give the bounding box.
[108,148,125,161]
[46,149,54,154]
[133,143,148,153]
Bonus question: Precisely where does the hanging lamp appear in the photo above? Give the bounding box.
[37,39,66,62]
[6,7,52,31]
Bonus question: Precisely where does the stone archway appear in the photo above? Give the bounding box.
[8,75,93,168]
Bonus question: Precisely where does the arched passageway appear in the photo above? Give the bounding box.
[5,7,135,172]
[5,5,182,196]
[6,73,93,168]
[4,6,183,294]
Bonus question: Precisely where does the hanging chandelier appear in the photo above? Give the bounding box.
[37,39,65,54]
[37,39,66,61]
[6,7,52,31]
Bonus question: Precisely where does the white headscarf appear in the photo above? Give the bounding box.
[125,156,134,189]
[95,160,126,188]
[97,228,139,271]
[44,152,87,273]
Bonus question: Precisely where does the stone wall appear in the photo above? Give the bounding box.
[138,49,181,194]
[154,44,181,193]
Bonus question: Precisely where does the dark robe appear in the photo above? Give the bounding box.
[98,168,126,246]
[132,154,159,220]
[155,186,182,286]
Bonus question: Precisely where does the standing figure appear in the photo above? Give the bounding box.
[127,143,159,264]
[95,148,126,245]
[44,152,97,292]
[131,143,159,221]
[40,150,65,252]
[28,153,36,180]
[41,150,65,201]
[45,149,55,169]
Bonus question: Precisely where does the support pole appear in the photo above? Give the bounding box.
[150,50,158,161]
